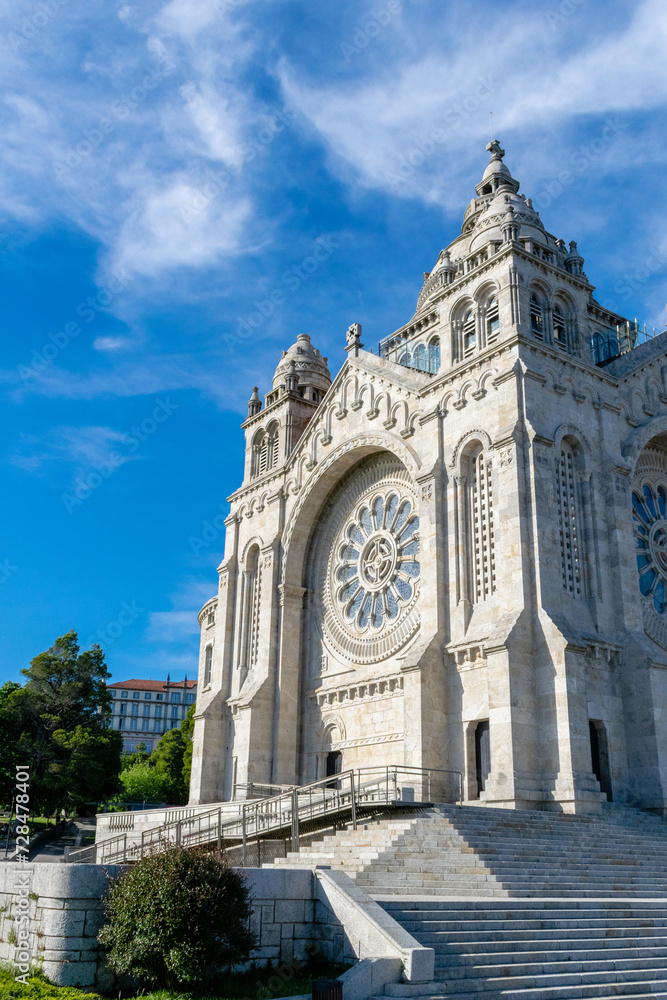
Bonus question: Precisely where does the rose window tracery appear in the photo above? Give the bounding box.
[335,492,420,634]
[307,456,421,665]
[633,482,667,616]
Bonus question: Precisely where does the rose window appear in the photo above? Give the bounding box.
[335,492,419,633]
[633,483,667,615]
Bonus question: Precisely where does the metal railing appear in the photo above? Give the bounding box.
[591,320,664,366]
[66,764,462,865]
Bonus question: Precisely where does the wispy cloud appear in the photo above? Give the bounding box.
[10,425,136,479]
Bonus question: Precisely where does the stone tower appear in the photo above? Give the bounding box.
[189,140,667,816]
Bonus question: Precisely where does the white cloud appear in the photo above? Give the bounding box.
[92,335,135,351]
[10,425,136,478]
[146,609,200,643]
[112,181,252,277]
[277,0,667,207]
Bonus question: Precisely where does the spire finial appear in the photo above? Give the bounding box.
[247,386,262,417]
[486,138,505,160]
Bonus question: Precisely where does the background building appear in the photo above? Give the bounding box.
[108,677,197,754]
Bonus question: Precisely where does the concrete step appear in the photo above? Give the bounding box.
[372,982,667,1000]
[381,969,667,996]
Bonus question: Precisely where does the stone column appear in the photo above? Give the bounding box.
[272,583,307,785]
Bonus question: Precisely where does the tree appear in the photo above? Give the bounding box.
[98,846,256,988]
[0,632,122,814]
[149,728,188,804]
[0,682,24,807]
[119,742,149,773]
[20,631,112,734]
[119,761,171,803]
[51,726,123,813]
[180,704,196,796]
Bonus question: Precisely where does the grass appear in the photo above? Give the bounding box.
[0,958,351,1000]
[0,966,103,1000]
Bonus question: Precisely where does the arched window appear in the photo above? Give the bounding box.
[415,343,428,372]
[467,446,495,602]
[239,545,261,673]
[428,336,441,373]
[553,305,567,349]
[266,421,280,470]
[530,294,544,339]
[463,308,476,356]
[557,441,583,597]
[486,296,500,345]
[252,423,280,478]
[251,430,265,478]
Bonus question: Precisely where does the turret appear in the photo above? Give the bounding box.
[241,333,331,483]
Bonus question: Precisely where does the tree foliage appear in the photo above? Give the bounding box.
[180,703,195,793]
[119,761,171,802]
[0,631,122,812]
[98,846,256,987]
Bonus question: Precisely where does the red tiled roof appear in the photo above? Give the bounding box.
[107,679,197,691]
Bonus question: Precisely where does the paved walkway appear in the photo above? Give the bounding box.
[29,819,96,862]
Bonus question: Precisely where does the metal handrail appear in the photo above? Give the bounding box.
[66,763,463,864]
[353,765,463,807]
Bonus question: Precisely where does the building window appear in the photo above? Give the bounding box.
[171,722,178,730]
[144,692,151,700]
[154,720,162,732]
[553,305,567,348]
[142,720,149,731]
[143,705,150,717]
[156,693,163,701]
[204,645,213,685]
[239,546,261,672]
[119,704,126,715]
[171,707,179,719]
[121,691,128,699]
[633,482,667,614]
[557,442,583,598]
[207,611,215,626]
[118,719,124,730]
[186,693,196,704]
[154,706,162,718]
[486,296,500,345]
[468,447,495,602]
[131,705,138,716]
[132,692,140,699]
[463,309,476,356]
[530,294,544,338]
[428,336,441,373]
[171,693,180,703]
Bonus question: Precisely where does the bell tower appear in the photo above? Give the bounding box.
[241,333,331,485]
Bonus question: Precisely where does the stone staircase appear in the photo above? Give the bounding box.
[268,803,667,997]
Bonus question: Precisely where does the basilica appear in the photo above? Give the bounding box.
[189,140,667,815]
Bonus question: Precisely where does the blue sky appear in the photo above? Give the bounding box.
[1,0,666,685]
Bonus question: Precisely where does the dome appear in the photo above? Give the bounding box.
[272,333,332,392]
[468,186,546,254]
[481,157,513,184]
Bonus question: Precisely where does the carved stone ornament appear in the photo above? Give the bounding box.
[307,454,421,665]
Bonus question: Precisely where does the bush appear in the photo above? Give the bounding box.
[98,846,256,988]
[0,965,102,1000]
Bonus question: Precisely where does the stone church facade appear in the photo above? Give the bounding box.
[190,140,667,815]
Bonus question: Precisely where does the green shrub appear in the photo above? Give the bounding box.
[98,846,256,989]
[0,965,102,1000]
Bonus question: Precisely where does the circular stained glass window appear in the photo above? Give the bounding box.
[632,483,667,616]
[334,491,419,634]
